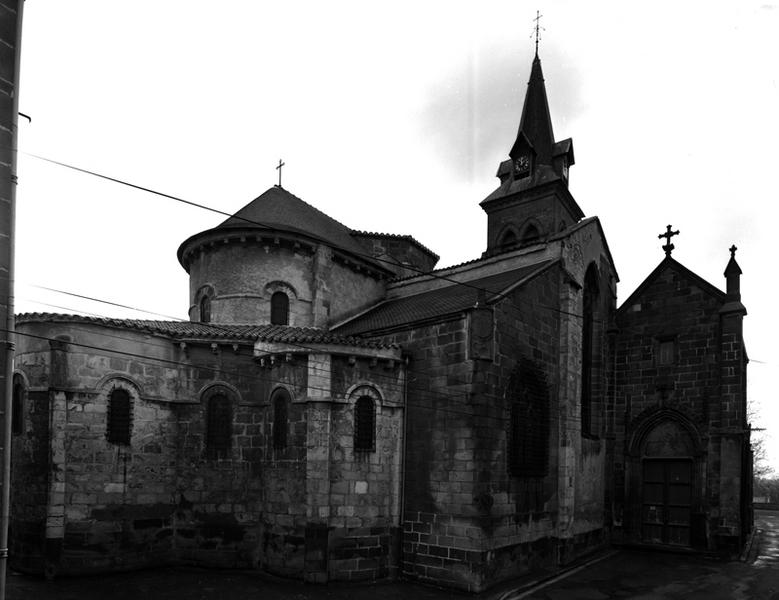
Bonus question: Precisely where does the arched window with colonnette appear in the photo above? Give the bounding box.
[201,384,238,459]
[348,385,382,453]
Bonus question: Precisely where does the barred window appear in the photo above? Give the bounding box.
[273,389,289,449]
[270,292,289,325]
[206,393,231,457]
[354,396,376,451]
[507,358,549,477]
[12,374,24,436]
[107,388,132,445]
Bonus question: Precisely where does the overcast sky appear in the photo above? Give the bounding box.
[14,1,779,468]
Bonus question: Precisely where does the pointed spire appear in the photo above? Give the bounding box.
[510,54,555,165]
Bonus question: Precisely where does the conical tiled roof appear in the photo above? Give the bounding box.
[216,186,368,257]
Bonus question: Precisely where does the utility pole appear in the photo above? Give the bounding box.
[0,2,24,599]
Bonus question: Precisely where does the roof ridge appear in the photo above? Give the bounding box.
[351,230,439,260]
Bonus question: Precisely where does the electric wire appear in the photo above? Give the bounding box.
[7,326,579,429]
[22,151,588,309]
[15,286,582,413]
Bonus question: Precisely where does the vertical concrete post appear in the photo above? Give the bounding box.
[0,2,23,597]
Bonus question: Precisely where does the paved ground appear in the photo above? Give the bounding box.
[6,511,779,600]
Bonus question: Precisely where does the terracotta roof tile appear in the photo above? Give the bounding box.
[16,313,392,349]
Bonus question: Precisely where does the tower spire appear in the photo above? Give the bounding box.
[510,50,555,166]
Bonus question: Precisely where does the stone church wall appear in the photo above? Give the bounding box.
[363,263,605,592]
[12,317,405,582]
[11,320,268,575]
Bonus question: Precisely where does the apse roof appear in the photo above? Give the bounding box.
[215,186,377,260]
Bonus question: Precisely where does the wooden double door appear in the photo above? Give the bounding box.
[641,459,692,547]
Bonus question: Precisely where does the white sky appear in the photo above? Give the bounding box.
[13,1,779,469]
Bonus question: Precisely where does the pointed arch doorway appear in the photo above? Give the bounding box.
[639,420,696,547]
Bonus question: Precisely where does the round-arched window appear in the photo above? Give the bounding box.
[270,291,289,325]
[200,295,211,323]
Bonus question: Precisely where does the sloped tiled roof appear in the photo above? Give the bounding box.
[16,313,391,349]
[333,260,554,336]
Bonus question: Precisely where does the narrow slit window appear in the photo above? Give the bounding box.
[12,374,24,435]
[273,390,289,449]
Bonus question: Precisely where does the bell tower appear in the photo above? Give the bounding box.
[481,51,583,256]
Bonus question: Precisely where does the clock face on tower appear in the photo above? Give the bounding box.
[514,155,531,178]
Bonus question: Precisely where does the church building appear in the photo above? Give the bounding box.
[9,49,751,592]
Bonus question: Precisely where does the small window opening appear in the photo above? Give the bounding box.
[354,396,376,451]
[657,339,676,365]
[270,292,289,325]
[107,388,132,445]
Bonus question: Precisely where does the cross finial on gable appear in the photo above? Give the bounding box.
[658,224,680,257]
[729,244,737,259]
[275,159,285,188]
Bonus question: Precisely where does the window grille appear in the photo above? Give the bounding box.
[107,388,132,445]
[354,396,376,451]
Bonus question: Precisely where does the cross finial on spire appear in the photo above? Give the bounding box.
[729,244,737,259]
[532,11,544,56]
[658,224,680,257]
[275,159,285,188]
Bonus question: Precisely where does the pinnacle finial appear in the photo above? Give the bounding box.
[532,11,544,56]
[729,244,737,259]
[658,224,680,257]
